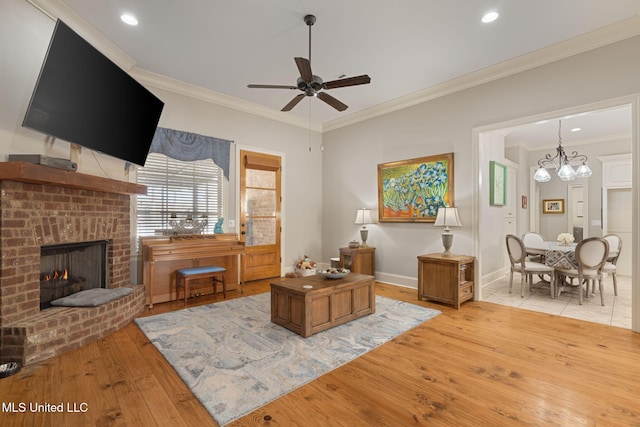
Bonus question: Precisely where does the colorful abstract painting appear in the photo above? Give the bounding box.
[377,153,454,222]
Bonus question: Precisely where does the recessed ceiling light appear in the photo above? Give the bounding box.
[121,14,138,26]
[570,127,582,132]
[481,11,499,23]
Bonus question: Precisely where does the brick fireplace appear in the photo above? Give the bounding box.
[0,162,146,365]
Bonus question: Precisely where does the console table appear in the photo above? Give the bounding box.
[141,234,245,308]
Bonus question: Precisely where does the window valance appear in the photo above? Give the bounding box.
[149,127,232,179]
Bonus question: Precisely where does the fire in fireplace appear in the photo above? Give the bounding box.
[40,240,108,310]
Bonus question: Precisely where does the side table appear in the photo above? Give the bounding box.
[417,253,475,309]
[339,246,375,276]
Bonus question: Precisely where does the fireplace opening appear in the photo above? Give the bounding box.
[40,240,108,310]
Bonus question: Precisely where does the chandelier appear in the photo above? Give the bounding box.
[533,120,592,182]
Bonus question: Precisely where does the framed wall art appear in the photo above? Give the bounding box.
[489,161,506,206]
[542,199,565,214]
[377,153,454,223]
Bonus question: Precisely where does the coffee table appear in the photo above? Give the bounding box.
[270,273,375,337]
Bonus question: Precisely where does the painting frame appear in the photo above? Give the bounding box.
[377,153,454,223]
[542,199,565,214]
[489,161,507,206]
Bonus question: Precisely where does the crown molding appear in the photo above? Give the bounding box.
[27,0,137,71]
[509,132,632,152]
[26,1,640,135]
[130,68,323,132]
[323,16,640,132]
[26,0,322,132]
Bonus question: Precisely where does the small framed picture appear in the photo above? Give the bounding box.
[521,195,527,209]
[542,199,564,214]
[489,161,506,206]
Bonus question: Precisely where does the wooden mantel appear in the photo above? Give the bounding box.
[0,161,146,195]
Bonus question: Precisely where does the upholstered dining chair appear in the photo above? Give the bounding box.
[505,234,555,298]
[522,231,545,263]
[554,237,609,306]
[602,234,622,296]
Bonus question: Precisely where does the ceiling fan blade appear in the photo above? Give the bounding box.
[317,92,348,111]
[323,74,371,90]
[248,84,298,90]
[294,57,313,82]
[281,94,306,111]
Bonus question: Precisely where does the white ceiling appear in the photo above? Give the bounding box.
[50,0,640,137]
[503,104,632,151]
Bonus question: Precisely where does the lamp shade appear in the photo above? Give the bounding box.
[575,163,592,178]
[557,163,576,181]
[354,208,373,225]
[533,167,552,183]
[434,207,462,228]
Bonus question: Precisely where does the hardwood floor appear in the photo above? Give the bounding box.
[1,279,639,426]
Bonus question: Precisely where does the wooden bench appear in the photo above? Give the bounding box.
[175,266,226,305]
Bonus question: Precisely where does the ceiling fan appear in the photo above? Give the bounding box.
[247,14,371,112]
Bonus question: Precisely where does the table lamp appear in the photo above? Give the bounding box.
[434,207,462,257]
[354,208,373,248]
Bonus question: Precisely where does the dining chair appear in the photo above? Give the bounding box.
[602,234,622,296]
[554,237,609,305]
[521,231,546,272]
[505,234,555,298]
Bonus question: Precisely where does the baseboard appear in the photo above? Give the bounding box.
[482,267,508,285]
[375,272,417,289]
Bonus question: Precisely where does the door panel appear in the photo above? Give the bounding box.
[240,150,282,281]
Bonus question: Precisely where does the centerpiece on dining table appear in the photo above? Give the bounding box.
[557,232,575,246]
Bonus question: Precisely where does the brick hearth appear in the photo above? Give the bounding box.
[0,162,146,365]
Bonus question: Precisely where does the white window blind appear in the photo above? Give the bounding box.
[136,153,223,242]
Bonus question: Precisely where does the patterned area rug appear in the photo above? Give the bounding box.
[135,293,440,426]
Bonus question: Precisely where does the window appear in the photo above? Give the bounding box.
[136,153,224,245]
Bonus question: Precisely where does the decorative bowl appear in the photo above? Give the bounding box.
[348,241,360,248]
[319,268,350,279]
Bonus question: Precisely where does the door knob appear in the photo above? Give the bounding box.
[241,231,246,235]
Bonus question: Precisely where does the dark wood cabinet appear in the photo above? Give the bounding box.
[417,253,475,309]
[339,247,375,276]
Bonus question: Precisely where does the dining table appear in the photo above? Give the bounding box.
[525,240,619,270]
[525,240,619,297]
[525,241,579,269]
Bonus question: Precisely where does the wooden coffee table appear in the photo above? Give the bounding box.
[270,273,375,337]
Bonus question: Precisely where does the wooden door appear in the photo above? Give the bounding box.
[239,150,282,281]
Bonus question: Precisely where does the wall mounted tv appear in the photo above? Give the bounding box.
[22,19,164,166]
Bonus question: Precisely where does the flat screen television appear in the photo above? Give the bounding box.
[22,19,164,166]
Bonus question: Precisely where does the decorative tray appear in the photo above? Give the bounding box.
[318,268,350,279]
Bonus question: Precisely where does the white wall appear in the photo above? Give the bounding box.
[322,35,640,292]
[529,138,631,239]
[2,1,639,321]
[0,1,325,280]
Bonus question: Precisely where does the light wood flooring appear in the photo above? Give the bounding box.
[1,279,639,426]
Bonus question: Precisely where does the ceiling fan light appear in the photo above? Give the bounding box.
[534,167,551,182]
[575,164,592,178]
[558,164,576,181]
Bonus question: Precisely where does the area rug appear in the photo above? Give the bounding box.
[135,293,440,426]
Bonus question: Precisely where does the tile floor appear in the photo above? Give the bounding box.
[482,273,632,329]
